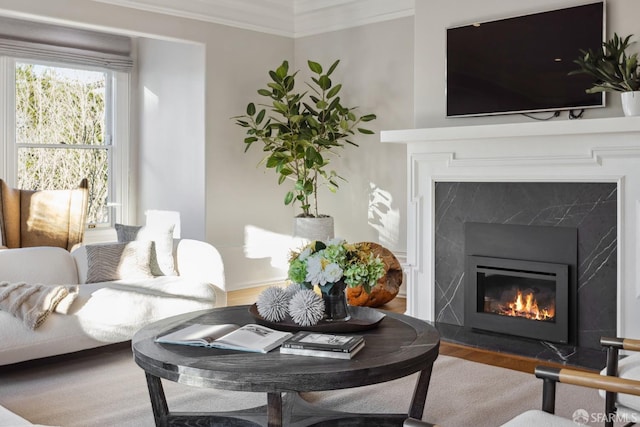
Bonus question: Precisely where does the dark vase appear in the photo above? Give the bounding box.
[322,280,351,322]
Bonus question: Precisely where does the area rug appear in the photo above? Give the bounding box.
[0,346,607,426]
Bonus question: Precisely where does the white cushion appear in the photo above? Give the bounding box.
[115,223,177,276]
[500,409,581,427]
[0,404,56,426]
[67,276,217,342]
[616,353,640,411]
[0,404,33,426]
[0,276,217,366]
[599,352,640,414]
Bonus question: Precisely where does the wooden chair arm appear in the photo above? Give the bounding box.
[536,366,640,395]
[403,418,438,427]
[601,336,640,352]
[599,336,640,426]
[534,366,640,414]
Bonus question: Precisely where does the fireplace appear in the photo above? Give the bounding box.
[381,117,640,350]
[464,222,577,344]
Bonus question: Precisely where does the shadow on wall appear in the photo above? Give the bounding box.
[368,182,400,249]
[243,224,305,270]
[243,182,401,273]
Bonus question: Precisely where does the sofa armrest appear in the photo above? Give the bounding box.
[174,239,226,307]
[0,246,78,284]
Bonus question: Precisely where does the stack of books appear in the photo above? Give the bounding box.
[279,331,365,359]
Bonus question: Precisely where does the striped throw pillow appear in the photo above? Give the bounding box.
[85,241,154,284]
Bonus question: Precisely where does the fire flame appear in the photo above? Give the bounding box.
[500,290,555,321]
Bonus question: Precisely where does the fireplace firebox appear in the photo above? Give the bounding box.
[465,255,569,342]
[464,222,577,344]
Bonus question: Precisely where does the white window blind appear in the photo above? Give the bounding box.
[0,16,133,71]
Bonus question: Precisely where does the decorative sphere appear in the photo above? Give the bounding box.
[256,286,289,322]
[284,282,305,300]
[289,289,325,326]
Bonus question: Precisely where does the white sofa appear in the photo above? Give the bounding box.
[0,404,46,427]
[0,239,226,366]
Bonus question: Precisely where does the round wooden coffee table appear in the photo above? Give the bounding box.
[132,305,440,427]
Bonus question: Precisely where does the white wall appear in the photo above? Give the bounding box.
[214,18,415,289]
[204,28,294,289]
[136,38,205,239]
[414,0,640,128]
[293,17,414,253]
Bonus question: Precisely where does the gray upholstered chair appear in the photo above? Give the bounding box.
[0,178,89,251]
[501,366,640,426]
[600,337,640,427]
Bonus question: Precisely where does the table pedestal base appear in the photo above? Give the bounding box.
[145,368,435,427]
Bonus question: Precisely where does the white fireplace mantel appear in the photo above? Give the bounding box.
[381,116,640,340]
[381,116,640,142]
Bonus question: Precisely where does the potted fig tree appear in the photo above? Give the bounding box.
[571,33,640,116]
[234,59,376,239]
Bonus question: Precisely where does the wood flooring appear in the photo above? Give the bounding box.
[228,284,588,374]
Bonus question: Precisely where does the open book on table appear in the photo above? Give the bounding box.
[155,323,293,353]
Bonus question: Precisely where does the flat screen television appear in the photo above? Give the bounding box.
[446,2,605,117]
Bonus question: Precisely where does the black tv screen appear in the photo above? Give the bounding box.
[446,2,605,117]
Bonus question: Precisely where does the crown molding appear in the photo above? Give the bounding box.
[91,0,414,38]
[294,0,414,37]
[91,0,295,37]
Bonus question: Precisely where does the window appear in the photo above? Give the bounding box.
[15,61,110,224]
[0,16,133,231]
[1,57,130,228]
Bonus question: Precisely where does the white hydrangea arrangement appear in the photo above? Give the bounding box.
[288,238,385,295]
[255,239,385,326]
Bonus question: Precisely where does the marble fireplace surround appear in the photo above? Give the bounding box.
[381,117,640,348]
[436,182,615,350]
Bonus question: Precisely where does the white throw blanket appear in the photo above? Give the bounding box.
[0,281,78,330]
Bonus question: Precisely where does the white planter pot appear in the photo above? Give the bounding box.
[621,91,640,116]
[293,216,334,241]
